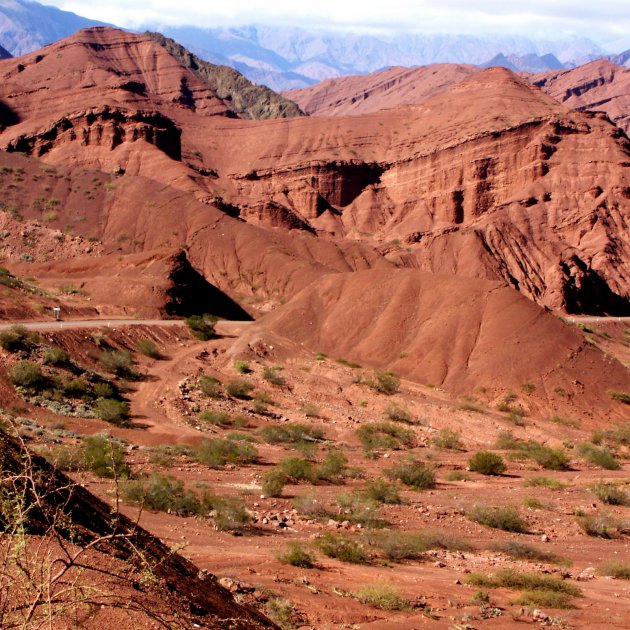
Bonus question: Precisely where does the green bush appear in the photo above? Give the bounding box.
[577,442,620,470]
[199,375,222,398]
[385,403,413,423]
[279,457,315,482]
[137,339,161,358]
[94,398,130,426]
[353,584,408,611]
[599,561,630,580]
[93,381,116,399]
[263,366,286,387]
[387,457,435,490]
[210,496,252,531]
[526,476,568,490]
[277,543,315,568]
[315,532,369,564]
[262,469,289,497]
[314,450,348,482]
[370,370,400,395]
[234,360,251,374]
[491,541,566,565]
[468,451,506,476]
[43,445,83,471]
[356,422,414,452]
[0,325,34,353]
[591,482,628,506]
[577,513,625,538]
[225,379,254,399]
[122,474,200,516]
[196,438,257,468]
[260,423,324,445]
[468,505,528,533]
[361,478,402,504]
[63,377,90,399]
[610,391,630,404]
[336,493,386,528]
[9,360,46,390]
[199,410,246,428]
[511,590,576,609]
[82,435,129,478]
[185,314,217,341]
[366,531,428,561]
[99,349,133,376]
[431,428,464,450]
[43,346,69,366]
[529,446,570,471]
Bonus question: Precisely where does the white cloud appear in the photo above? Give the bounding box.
[41,0,630,43]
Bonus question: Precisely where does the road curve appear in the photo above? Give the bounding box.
[0,319,253,332]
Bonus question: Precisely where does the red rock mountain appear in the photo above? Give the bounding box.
[0,27,629,317]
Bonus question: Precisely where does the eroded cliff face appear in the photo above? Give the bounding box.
[0,29,628,314]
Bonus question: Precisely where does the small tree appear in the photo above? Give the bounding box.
[185,314,217,341]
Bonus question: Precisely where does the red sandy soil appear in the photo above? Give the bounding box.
[4,321,628,629]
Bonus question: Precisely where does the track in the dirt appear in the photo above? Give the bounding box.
[0,319,253,331]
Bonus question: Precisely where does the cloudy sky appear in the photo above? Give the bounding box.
[43,0,630,45]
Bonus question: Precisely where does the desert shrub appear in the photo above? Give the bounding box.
[233,359,251,374]
[387,457,435,490]
[260,423,324,445]
[63,377,90,399]
[610,391,630,404]
[277,543,315,568]
[99,349,133,376]
[315,532,369,564]
[370,370,400,395]
[10,360,46,390]
[185,313,217,341]
[577,513,625,538]
[468,505,528,533]
[385,403,412,424]
[292,493,332,519]
[599,561,630,579]
[356,422,414,452]
[94,398,130,425]
[352,584,408,611]
[199,375,222,398]
[528,446,570,471]
[577,442,620,470]
[465,569,580,595]
[195,438,257,468]
[93,381,116,399]
[43,445,83,471]
[301,402,321,418]
[265,598,295,629]
[336,493,387,528]
[361,478,402,504]
[314,450,348,482]
[262,469,289,497]
[43,346,69,366]
[263,366,286,387]
[511,590,576,609]
[279,457,315,482]
[431,428,464,450]
[523,496,544,510]
[210,496,252,531]
[226,432,256,442]
[446,470,469,482]
[366,531,428,561]
[81,434,129,478]
[137,338,160,358]
[591,482,628,506]
[468,451,506,476]
[199,410,246,428]
[225,379,254,399]
[0,325,34,352]
[122,474,200,516]
[491,541,566,565]
[526,476,568,490]
[336,357,361,368]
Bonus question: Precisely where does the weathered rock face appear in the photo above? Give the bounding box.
[0,28,628,315]
[241,268,630,417]
[533,59,630,134]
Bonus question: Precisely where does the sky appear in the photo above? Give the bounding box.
[43,1,630,46]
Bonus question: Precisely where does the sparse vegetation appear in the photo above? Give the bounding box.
[352,584,408,611]
[491,541,566,565]
[43,346,69,366]
[610,391,630,404]
[431,428,463,450]
[468,505,528,533]
[577,442,620,470]
[185,313,217,340]
[277,543,315,568]
[262,469,289,497]
[234,359,251,374]
[263,366,286,387]
[99,349,134,376]
[369,370,400,395]
[122,474,202,516]
[198,375,222,398]
[599,561,630,580]
[9,361,47,390]
[356,422,414,452]
[385,402,413,423]
[468,451,506,476]
[387,456,435,490]
[0,325,37,353]
[94,398,130,426]
[195,437,257,468]
[137,338,161,358]
[577,513,625,538]
[225,379,254,399]
[260,423,324,447]
[315,532,369,564]
[82,434,129,479]
[526,476,569,490]
[361,478,402,504]
[591,482,628,506]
